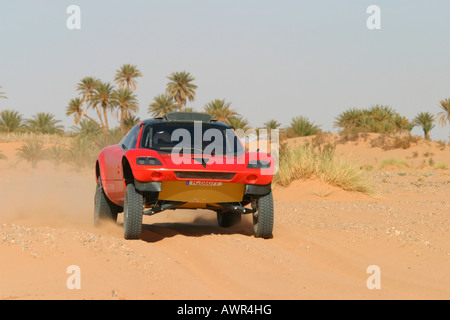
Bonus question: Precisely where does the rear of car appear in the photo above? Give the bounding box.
[94,112,275,240]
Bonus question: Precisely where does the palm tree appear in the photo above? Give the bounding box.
[368,105,396,133]
[123,115,140,131]
[112,88,139,134]
[263,119,281,130]
[414,112,435,140]
[77,77,101,103]
[70,118,102,138]
[393,114,411,133]
[148,93,177,117]
[437,98,450,128]
[369,105,395,122]
[0,109,25,133]
[76,77,104,126]
[334,108,365,131]
[0,86,7,100]
[66,97,102,130]
[16,141,46,169]
[228,115,250,130]
[203,99,237,123]
[90,82,116,134]
[114,64,142,91]
[183,107,197,112]
[26,112,64,135]
[166,71,197,111]
[290,116,320,137]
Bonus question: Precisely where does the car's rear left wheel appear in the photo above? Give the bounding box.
[123,184,144,240]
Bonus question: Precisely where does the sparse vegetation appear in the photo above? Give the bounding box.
[369,134,420,150]
[334,105,413,135]
[378,158,410,169]
[47,145,66,169]
[274,142,374,195]
[2,66,449,193]
[16,141,47,168]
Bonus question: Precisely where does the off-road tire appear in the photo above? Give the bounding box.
[94,178,120,226]
[217,211,242,228]
[253,190,274,239]
[123,183,144,240]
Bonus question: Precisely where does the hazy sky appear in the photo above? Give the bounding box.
[1,0,449,140]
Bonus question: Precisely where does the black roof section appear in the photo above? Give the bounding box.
[142,112,230,127]
[163,112,212,123]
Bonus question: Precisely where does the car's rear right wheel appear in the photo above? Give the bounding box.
[123,183,144,240]
[252,190,274,239]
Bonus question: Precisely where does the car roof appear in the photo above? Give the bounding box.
[141,112,231,128]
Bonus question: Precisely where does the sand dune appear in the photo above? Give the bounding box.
[0,136,449,299]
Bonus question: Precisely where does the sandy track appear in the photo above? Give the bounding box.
[0,140,449,300]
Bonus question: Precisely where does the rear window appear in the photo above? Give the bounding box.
[140,122,245,156]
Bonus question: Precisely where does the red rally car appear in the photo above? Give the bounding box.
[94,112,275,239]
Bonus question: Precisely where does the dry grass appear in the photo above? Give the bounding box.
[0,132,71,145]
[378,158,410,169]
[274,143,375,195]
[370,134,420,150]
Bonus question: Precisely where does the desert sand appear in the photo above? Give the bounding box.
[0,136,449,300]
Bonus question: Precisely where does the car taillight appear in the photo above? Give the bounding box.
[136,157,162,166]
[247,160,270,169]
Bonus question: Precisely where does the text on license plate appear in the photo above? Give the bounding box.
[186,181,223,186]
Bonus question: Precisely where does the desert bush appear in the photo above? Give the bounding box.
[0,150,7,160]
[370,134,419,150]
[47,145,66,168]
[378,158,410,169]
[337,132,361,144]
[16,141,47,168]
[311,132,335,147]
[274,143,374,195]
[436,140,446,150]
[65,136,100,169]
[432,162,450,170]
